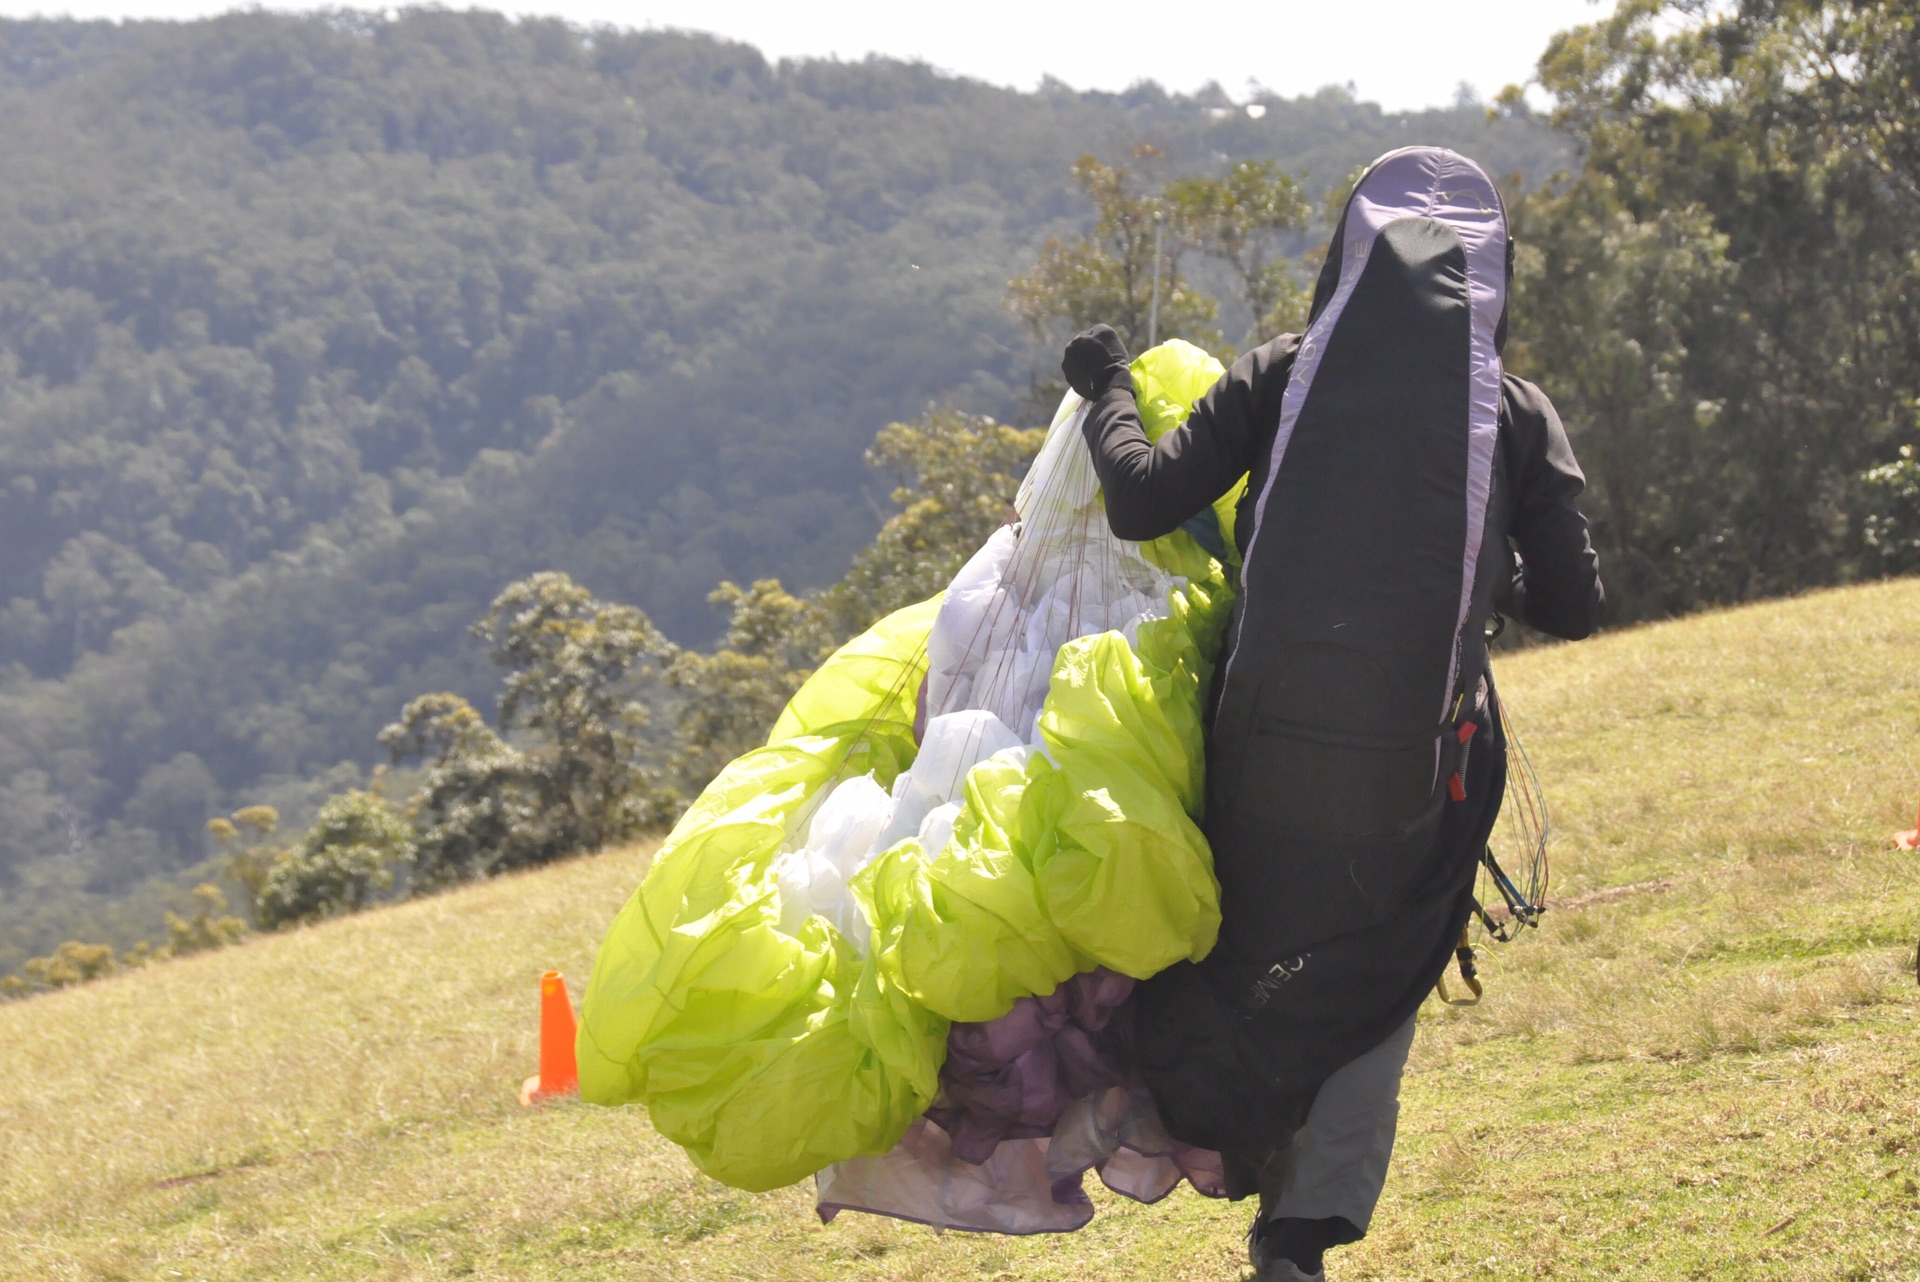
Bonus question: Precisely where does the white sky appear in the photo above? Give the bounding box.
[0,0,1619,112]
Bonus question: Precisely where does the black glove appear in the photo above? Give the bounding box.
[1061,324,1132,400]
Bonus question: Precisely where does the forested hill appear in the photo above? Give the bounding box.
[0,11,1567,961]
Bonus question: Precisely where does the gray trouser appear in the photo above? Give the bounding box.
[1256,1013,1417,1233]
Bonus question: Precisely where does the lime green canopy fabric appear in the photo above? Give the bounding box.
[578,341,1233,1191]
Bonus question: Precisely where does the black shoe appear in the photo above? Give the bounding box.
[1246,1215,1328,1281]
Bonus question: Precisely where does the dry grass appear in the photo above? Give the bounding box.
[4,578,1920,1280]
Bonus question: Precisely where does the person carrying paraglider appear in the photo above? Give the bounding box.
[1061,146,1604,1281]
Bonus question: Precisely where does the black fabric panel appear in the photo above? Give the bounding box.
[1306,179,1355,327]
[1226,337,1303,559]
[1140,684,1508,1161]
[1208,215,1472,942]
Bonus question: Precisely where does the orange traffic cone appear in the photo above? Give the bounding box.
[518,970,579,1106]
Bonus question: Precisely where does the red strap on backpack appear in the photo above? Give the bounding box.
[1448,720,1478,802]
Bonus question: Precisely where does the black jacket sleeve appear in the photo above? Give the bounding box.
[1079,335,1300,542]
[1497,375,1605,640]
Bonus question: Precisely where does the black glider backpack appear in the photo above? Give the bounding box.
[1136,147,1516,1166]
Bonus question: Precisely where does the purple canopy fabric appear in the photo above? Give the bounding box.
[816,970,1227,1234]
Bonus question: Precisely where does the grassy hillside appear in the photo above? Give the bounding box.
[5,577,1919,1281]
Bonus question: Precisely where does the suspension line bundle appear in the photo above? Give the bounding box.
[1437,684,1551,1006]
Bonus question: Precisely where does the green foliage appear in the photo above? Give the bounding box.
[1009,155,1316,372]
[1507,173,1735,608]
[1553,1,1920,219]
[256,792,413,929]
[209,794,411,930]
[661,580,818,794]
[384,573,674,887]
[379,693,531,891]
[2,874,248,993]
[161,883,251,956]
[208,806,288,924]
[1008,150,1225,361]
[0,8,1567,964]
[1514,0,1920,619]
[21,939,117,989]
[473,571,676,843]
[1863,443,1920,573]
[1163,160,1315,340]
[479,573,668,784]
[815,412,1047,640]
[0,388,1055,964]
[24,875,256,990]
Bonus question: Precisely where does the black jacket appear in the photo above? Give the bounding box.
[1081,334,1603,645]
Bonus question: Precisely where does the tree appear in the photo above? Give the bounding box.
[255,791,414,928]
[475,572,678,839]
[1008,153,1321,379]
[0,9,1569,967]
[1007,150,1225,370]
[208,805,290,923]
[160,883,250,955]
[383,573,675,887]
[380,692,536,890]
[1863,443,1920,575]
[1507,173,1735,612]
[814,412,1047,641]
[1164,160,1314,342]
[1518,0,1920,616]
[1707,0,1920,216]
[21,940,117,989]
